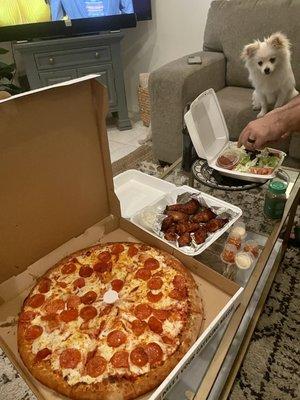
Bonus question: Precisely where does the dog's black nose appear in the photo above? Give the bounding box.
[264,68,270,75]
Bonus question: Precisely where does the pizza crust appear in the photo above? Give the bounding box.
[18,243,203,400]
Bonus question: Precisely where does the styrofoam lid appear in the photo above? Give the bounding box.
[184,88,229,161]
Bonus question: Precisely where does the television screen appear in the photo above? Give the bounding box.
[0,1,151,41]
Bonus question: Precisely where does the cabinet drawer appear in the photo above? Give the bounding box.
[77,64,117,107]
[35,46,111,70]
[39,69,77,87]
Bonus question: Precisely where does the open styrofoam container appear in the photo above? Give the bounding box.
[114,170,175,219]
[0,76,243,400]
[126,178,242,256]
[184,88,286,183]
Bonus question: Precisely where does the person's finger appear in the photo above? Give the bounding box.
[252,135,265,149]
[238,126,250,147]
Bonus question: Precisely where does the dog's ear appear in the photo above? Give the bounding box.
[268,32,291,49]
[241,42,259,61]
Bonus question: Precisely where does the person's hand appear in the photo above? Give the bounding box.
[238,110,290,149]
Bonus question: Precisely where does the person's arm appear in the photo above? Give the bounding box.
[238,95,300,149]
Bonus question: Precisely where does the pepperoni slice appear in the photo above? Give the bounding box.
[147,277,163,290]
[148,316,163,334]
[130,347,148,367]
[173,275,186,290]
[169,288,188,301]
[19,311,37,324]
[80,306,97,321]
[162,335,176,345]
[134,304,152,320]
[58,281,67,289]
[38,278,51,294]
[111,279,124,292]
[59,349,81,369]
[60,309,78,323]
[99,305,112,317]
[44,298,65,314]
[128,245,138,257]
[152,309,170,321]
[144,258,159,271]
[26,294,45,308]
[147,292,163,303]
[79,266,93,278]
[107,330,127,348]
[135,268,151,281]
[35,348,52,363]
[111,351,129,368]
[131,320,147,336]
[61,263,76,275]
[97,251,111,262]
[93,261,112,273]
[24,325,43,341]
[111,244,124,255]
[81,291,97,305]
[86,355,107,377]
[67,295,81,310]
[73,277,85,289]
[144,343,163,365]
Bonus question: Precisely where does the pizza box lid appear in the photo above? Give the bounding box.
[0,75,121,284]
[184,88,286,183]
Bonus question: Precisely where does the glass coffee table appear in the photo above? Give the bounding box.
[159,161,300,400]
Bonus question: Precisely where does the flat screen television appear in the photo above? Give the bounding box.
[0,1,152,42]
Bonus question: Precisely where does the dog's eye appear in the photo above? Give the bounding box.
[270,57,276,63]
[258,61,263,66]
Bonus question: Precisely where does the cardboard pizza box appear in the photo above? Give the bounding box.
[0,76,243,400]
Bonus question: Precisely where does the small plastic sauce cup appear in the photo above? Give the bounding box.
[243,240,260,258]
[227,233,242,250]
[235,251,254,270]
[217,150,240,170]
[230,221,247,240]
[221,244,237,264]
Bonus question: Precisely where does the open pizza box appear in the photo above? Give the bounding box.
[0,76,243,400]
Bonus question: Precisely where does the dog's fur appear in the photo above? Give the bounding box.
[241,32,298,118]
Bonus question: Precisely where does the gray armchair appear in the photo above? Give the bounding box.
[149,0,300,164]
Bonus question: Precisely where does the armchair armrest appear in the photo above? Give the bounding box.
[149,51,226,163]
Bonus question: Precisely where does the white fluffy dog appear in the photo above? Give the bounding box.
[241,32,298,118]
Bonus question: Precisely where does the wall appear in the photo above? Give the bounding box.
[122,0,213,113]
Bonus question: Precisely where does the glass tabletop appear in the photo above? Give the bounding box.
[161,163,300,287]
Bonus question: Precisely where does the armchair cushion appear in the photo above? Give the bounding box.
[204,0,300,89]
[217,86,291,153]
[149,51,226,163]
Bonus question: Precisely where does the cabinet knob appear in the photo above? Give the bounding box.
[95,52,100,58]
[49,57,55,65]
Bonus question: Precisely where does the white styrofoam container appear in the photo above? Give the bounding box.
[184,88,286,183]
[131,185,242,256]
[114,171,243,256]
[114,170,175,219]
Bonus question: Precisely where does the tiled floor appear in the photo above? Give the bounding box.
[107,119,150,163]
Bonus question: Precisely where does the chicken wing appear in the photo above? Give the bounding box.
[207,218,228,233]
[192,208,216,223]
[178,232,192,247]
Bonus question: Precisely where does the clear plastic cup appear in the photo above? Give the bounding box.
[217,150,240,170]
[243,240,260,258]
[230,221,247,240]
[235,251,254,270]
[221,243,237,264]
[227,232,242,250]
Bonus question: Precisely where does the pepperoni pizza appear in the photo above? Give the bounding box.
[18,243,203,400]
